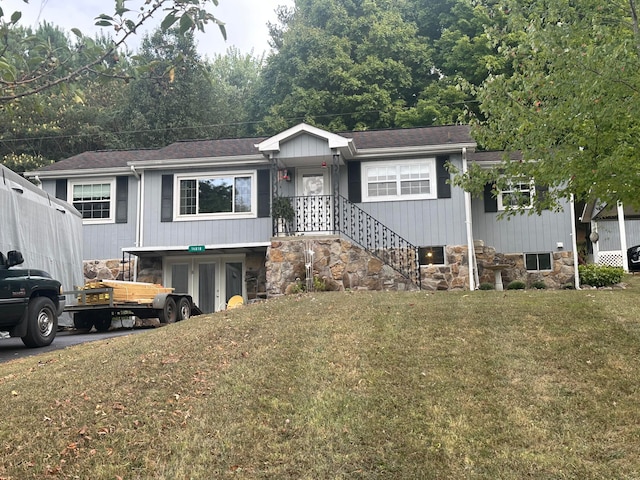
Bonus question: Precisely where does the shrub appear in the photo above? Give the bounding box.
[578,264,624,287]
[506,280,526,290]
[530,280,547,289]
[479,282,495,290]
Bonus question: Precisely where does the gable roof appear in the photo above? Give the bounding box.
[29,124,475,177]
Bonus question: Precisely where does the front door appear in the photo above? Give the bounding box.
[296,167,332,233]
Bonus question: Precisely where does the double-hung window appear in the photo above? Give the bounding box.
[70,180,115,223]
[498,180,534,210]
[362,159,437,202]
[176,172,255,219]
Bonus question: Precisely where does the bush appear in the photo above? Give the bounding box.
[506,280,526,290]
[578,264,624,287]
[479,282,495,290]
[530,280,547,289]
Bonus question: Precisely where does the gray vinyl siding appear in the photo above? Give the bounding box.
[141,170,272,247]
[41,178,137,260]
[472,196,573,253]
[595,219,640,251]
[278,134,332,159]
[336,156,467,247]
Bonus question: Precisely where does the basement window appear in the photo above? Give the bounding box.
[525,252,552,271]
[419,246,445,266]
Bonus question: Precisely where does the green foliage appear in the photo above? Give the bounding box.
[506,280,526,290]
[530,280,547,290]
[1,153,52,174]
[578,264,625,288]
[272,196,295,222]
[479,282,495,290]
[468,0,640,210]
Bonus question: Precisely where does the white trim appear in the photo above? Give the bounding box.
[570,194,581,289]
[354,143,475,159]
[131,155,267,170]
[497,181,534,211]
[122,242,270,255]
[462,147,477,290]
[68,178,116,224]
[617,202,629,272]
[256,123,354,155]
[361,158,437,202]
[173,170,257,221]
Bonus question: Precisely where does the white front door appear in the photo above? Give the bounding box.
[296,167,332,233]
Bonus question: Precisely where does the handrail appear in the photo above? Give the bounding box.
[272,195,421,288]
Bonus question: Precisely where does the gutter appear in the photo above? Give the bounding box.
[462,147,477,290]
[570,194,581,290]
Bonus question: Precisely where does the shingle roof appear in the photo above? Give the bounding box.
[36,124,474,172]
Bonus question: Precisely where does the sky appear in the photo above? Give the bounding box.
[2,0,295,58]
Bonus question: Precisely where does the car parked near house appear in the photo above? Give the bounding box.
[0,250,65,347]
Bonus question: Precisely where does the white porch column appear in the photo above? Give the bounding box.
[617,202,629,272]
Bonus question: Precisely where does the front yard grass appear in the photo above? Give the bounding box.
[1,277,639,479]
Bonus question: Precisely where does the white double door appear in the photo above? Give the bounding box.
[295,167,332,233]
[165,255,244,313]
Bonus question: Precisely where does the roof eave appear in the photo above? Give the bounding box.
[354,142,476,159]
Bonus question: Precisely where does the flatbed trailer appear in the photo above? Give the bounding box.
[65,284,201,332]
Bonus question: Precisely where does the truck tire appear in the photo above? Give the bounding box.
[177,297,191,321]
[159,297,177,324]
[21,297,58,348]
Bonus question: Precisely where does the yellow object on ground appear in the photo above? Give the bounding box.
[226,295,244,310]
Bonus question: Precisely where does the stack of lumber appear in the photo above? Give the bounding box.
[78,280,174,305]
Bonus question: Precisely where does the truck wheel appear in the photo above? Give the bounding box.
[177,297,191,321]
[74,312,94,331]
[21,297,58,348]
[159,297,177,324]
[94,313,112,332]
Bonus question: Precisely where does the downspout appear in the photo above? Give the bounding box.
[617,202,629,272]
[131,165,142,282]
[462,147,477,290]
[570,194,581,290]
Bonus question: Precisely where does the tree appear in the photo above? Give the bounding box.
[458,0,640,211]
[0,0,226,103]
[252,0,436,133]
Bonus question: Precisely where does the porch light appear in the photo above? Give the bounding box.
[321,160,327,168]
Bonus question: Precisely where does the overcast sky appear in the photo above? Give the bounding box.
[2,0,295,58]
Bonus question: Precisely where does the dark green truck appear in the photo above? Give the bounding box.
[0,250,64,347]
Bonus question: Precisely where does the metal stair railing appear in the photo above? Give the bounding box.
[272,195,422,288]
[334,195,421,289]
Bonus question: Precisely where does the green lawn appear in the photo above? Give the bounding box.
[1,280,639,479]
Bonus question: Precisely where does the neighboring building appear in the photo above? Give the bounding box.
[580,201,640,271]
[28,123,579,312]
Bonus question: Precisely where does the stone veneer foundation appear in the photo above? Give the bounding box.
[82,239,575,299]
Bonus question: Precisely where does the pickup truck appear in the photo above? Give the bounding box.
[0,250,64,347]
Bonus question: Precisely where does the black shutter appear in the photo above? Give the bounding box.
[115,176,128,224]
[161,174,174,222]
[484,183,498,212]
[257,169,271,218]
[436,155,451,199]
[55,179,67,201]
[347,161,362,203]
[535,184,550,210]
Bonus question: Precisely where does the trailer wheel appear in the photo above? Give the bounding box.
[21,297,58,348]
[94,313,112,332]
[177,297,191,321]
[74,312,94,331]
[159,297,177,324]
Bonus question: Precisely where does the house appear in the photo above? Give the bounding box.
[580,201,640,271]
[27,123,578,312]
